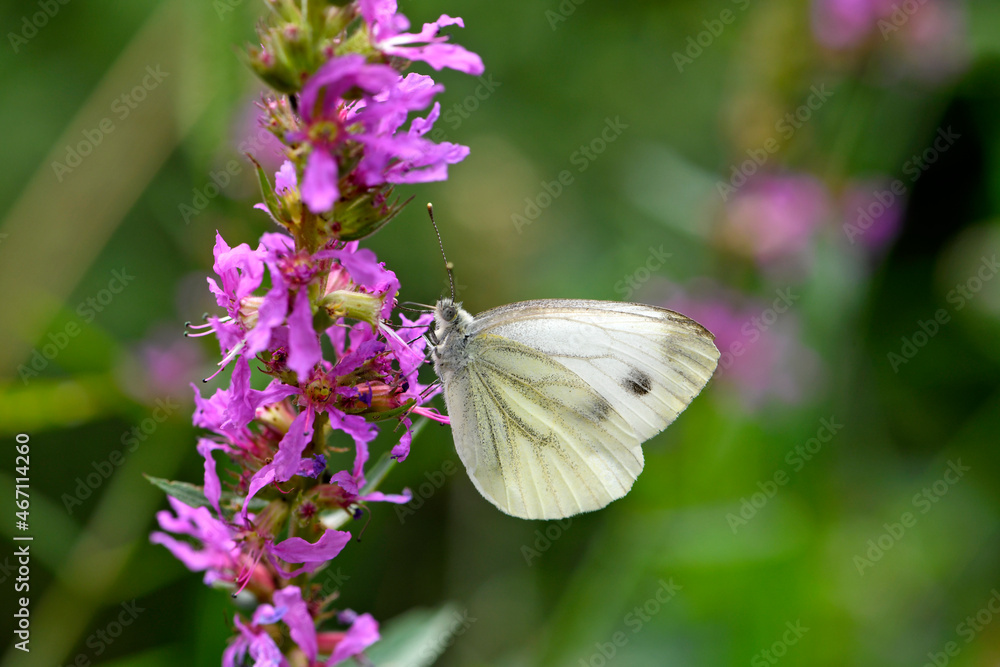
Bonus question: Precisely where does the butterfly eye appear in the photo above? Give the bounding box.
[442,305,457,322]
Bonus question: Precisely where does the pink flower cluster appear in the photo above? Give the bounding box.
[150,1,480,664]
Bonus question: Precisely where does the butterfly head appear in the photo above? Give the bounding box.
[436,298,459,324]
[432,298,473,344]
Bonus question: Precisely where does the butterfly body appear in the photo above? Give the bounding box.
[430,298,719,520]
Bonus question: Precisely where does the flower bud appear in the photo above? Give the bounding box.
[256,398,297,433]
[321,290,383,329]
[254,499,292,537]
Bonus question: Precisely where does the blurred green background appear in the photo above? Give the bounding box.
[3,0,1000,665]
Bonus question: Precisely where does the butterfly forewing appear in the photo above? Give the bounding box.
[470,300,720,442]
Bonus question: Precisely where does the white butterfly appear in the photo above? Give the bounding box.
[429,298,720,520]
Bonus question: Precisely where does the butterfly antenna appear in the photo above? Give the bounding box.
[427,203,455,302]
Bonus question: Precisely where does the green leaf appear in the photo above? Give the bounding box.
[365,603,468,667]
[145,474,267,513]
[144,475,211,508]
[360,417,430,495]
[248,154,283,222]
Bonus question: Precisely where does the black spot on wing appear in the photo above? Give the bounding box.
[622,368,652,396]
[588,397,613,422]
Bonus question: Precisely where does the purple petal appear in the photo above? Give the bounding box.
[287,288,322,381]
[272,586,318,660]
[221,356,255,431]
[192,382,227,432]
[331,338,386,377]
[298,455,327,478]
[301,55,399,121]
[236,617,285,667]
[196,438,227,516]
[269,529,352,578]
[244,281,290,357]
[302,149,340,214]
[241,462,277,522]
[360,0,408,36]
[252,602,286,626]
[273,408,316,482]
[327,410,379,470]
[328,613,380,666]
[252,379,301,411]
[275,160,297,194]
[386,42,484,75]
[149,532,231,574]
[330,469,360,497]
[222,629,249,667]
[360,489,412,504]
[389,424,412,462]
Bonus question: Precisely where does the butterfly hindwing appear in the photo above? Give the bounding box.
[445,332,643,519]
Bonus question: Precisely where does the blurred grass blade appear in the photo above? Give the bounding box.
[365,603,464,667]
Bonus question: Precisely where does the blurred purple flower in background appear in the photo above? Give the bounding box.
[717,173,832,270]
[840,177,906,253]
[118,325,206,403]
[667,283,822,411]
[233,96,287,175]
[812,0,895,50]
[811,0,968,80]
